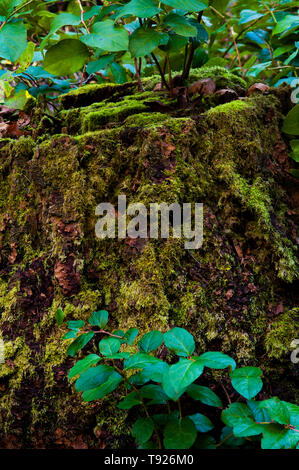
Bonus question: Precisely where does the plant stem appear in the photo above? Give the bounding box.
[76,0,90,34]
[151,53,169,90]
[134,58,144,91]
[178,398,182,419]
[167,55,174,97]
[181,43,194,82]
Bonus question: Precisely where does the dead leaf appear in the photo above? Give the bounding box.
[188,78,216,96]
[247,83,270,96]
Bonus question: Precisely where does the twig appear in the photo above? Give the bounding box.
[76,0,90,34]
[134,58,144,91]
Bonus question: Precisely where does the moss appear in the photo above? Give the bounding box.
[265,308,299,359]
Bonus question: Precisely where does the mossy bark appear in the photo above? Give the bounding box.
[0,68,298,448]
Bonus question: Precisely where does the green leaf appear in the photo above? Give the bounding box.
[163,417,197,449]
[260,398,290,425]
[68,354,101,379]
[221,403,253,427]
[163,13,197,37]
[282,105,299,135]
[49,12,81,35]
[67,332,94,357]
[168,359,204,390]
[81,20,129,52]
[89,310,109,328]
[273,15,299,36]
[110,62,127,84]
[261,424,298,449]
[239,10,264,25]
[187,384,223,408]
[159,32,188,53]
[0,21,27,62]
[197,351,236,370]
[67,320,85,330]
[117,391,143,409]
[231,417,263,438]
[129,27,168,57]
[164,327,195,357]
[130,361,169,385]
[44,39,89,76]
[161,366,187,401]
[124,353,161,370]
[82,371,122,402]
[247,400,271,423]
[284,402,299,427]
[123,328,139,345]
[139,384,168,405]
[99,337,121,356]
[161,0,208,11]
[75,364,115,391]
[63,331,77,340]
[230,367,263,399]
[132,417,155,444]
[290,140,299,162]
[86,55,115,74]
[189,413,214,432]
[55,308,64,326]
[138,331,164,353]
[116,0,161,20]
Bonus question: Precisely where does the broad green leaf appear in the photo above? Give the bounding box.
[69,354,101,379]
[81,20,129,52]
[161,0,208,11]
[260,398,290,425]
[44,39,89,76]
[232,417,263,438]
[139,384,168,405]
[138,331,164,353]
[247,400,271,423]
[290,140,299,162]
[164,328,195,357]
[83,371,122,402]
[273,15,299,36]
[110,62,127,84]
[75,364,115,391]
[230,367,263,399]
[282,105,299,135]
[168,359,204,390]
[89,310,109,328]
[129,27,168,57]
[132,417,155,444]
[239,10,264,25]
[55,308,64,326]
[284,402,299,427]
[197,352,236,370]
[99,337,121,356]
[63,331,77,340]
[124,353,161,370]
[118,391,143,409]
[104,352,131,360]
[116,0,161,20]
[67,332,94,357]
[189,413,214,432]
[159,32,188,53]
[17,41,35,73]
[129,362,169,385]
[261,424,298,449]
[86,55,115,74]
[67,320,85,330]
[40,13,81,51]
[123,328,139,345]
[221,403,253,427]
[162,367,187,401]
[163,13,197,37]
[0,21,27,62]
[164,417,197,449]
[187,384,223,408]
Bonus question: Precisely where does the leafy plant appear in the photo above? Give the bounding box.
[59,309,299,450]
[1,0,298,109]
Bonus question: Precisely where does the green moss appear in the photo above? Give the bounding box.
[265,308,299,359]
